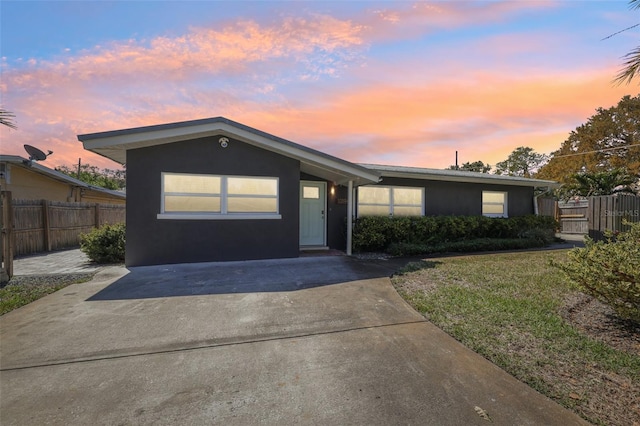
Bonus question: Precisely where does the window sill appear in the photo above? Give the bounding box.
[157,213,282,220]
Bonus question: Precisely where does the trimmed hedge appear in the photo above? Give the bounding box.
[387,238,548,257]
[352,215,557,253]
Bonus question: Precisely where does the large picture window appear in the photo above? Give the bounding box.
[357,185,424,217]
[482,191,508,217]
[160,173,280,220]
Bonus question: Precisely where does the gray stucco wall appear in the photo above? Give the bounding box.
[126,136,300,266]
[327,185,349,250]
[364,177,535,217]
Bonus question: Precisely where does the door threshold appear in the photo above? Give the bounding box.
[299,246,330,251]
[300,247,346,257]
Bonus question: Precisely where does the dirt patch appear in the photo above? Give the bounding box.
[556,294,640,424]
[560,292,640,356]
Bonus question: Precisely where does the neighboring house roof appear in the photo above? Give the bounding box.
[360,164,560,188]
[78,117,380,186]
[0,155,127,200]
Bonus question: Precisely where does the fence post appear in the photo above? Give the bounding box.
[94,203,100,228]
[1,191,14,282]
[42,199,52,252]
[0,192,4,283]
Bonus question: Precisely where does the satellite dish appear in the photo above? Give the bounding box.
[23,144,53,165]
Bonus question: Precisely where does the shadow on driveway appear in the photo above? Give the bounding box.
[87,256,412,300]
[86,242,577,301]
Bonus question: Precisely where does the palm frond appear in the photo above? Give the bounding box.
[614,46,640,86]
[0,109,17,130]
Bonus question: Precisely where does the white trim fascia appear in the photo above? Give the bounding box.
[375,170,558,188]
[81,122,219,150]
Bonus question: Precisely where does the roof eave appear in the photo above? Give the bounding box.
[79,118,380,185]
[365,167,559,188]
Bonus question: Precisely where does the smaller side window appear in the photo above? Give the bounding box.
[482,191,508,217]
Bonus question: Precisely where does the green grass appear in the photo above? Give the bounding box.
[0,273,95,315]
[392,250,640,426]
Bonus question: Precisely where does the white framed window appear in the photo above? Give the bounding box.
[357,185,424,217]
[482,191,508,217]
[159,173,280,220]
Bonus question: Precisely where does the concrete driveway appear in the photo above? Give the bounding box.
[0,256,587,425]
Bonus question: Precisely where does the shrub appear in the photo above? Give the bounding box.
[80,223,126,264]
[517,228,556,245]
[352,216,389,252]
[553,221,640,323]
[387,238,547,257]
[352,215,557,253]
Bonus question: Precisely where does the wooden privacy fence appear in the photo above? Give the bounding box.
[536,197,559,220]
[588,194,640,240]
[1,191,125,258]
[536,194,640,239]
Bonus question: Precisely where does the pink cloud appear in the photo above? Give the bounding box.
[0,2,633,176]
[1,62,632,171]
[242,66,633,169]
[1,13,367,168]
[363,1,558,41]
[4,14,365,90]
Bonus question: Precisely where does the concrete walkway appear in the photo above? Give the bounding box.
[11,236,584,278]
[13,248,103,276]
[0,255,588,425]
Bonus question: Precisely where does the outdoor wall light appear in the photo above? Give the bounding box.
[219,137,229,148]
[330,185,335,196]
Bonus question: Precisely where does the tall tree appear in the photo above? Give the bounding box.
[613,0,640,85]
[0,109,17,130]
[494,147,548,178]
[537,94,640,183]
[447,161,491,173]
[56,164,126,190]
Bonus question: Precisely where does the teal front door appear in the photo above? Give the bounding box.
[300,181,326,246]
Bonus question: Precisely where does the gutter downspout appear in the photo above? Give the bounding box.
[347,180,353,256]
[533,185,550,215]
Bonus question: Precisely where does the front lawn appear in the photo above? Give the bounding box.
[392,250,639,426]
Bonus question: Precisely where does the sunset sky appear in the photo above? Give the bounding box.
[1,1,638,171]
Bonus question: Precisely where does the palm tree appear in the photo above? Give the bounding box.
[614,0,640,85]
[0,109,17,130]
[562,169,637,198]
